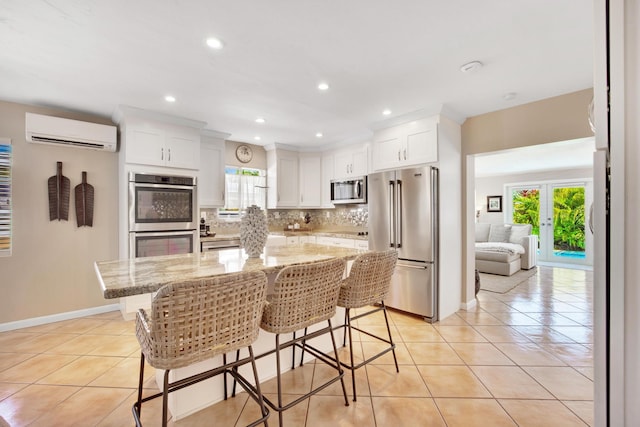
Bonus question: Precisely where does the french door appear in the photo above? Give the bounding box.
[507,180,592,265]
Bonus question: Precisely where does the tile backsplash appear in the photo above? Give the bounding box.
[201,206,368,233]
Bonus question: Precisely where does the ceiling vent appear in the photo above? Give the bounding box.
[25,113,117,152]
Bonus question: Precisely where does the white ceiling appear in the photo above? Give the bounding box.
[474,138,596,178]
[0,1,593,149]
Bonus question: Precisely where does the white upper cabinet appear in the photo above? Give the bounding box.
[333,144,368,180]
[267,148,299,208]
[199,136,225,207]
[117,106,204,170]
[321,154,334,208]
[125,127,200,169]
[298,154,322,207]
[372,117,438,171]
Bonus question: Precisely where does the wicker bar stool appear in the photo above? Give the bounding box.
[132,271,270,427]
[304,249,398,401]
[239,258,349,427]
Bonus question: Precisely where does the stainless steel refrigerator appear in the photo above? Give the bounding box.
[368,166,438,321]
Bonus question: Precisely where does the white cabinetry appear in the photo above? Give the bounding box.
[267,148,299,208]
[298,154,322,207]
[333,145,368,180]
[266,234,287,247]
[199,136,225,207]
[125,126,200,170]
[321,154,334,208]
[299,235,316,244]
[372,117,438,171]
[354,240,369,250]
[115,106,205,171]
[316,236,355,248]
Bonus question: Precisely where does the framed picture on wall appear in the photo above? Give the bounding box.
[487,195,502,212]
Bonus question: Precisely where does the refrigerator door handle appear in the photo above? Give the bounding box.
[389,180,395,248]
[396,179,402,248]
[397,263,429,270]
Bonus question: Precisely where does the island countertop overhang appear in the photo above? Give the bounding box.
[95,243,366,299]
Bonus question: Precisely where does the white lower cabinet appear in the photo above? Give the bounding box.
[266,235,287,247]
[354,240,369,250]
[316,236,355,248]
[299,235,316,244]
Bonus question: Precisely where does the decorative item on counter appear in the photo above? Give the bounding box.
[74,171,94,227]
[304,212,311,224]
[48,161,70,221]
[240,204,269,258]
[294,221,300,230]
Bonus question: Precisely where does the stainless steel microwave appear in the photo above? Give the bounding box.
[330,176,367,204]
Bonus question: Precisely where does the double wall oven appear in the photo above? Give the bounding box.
[128,172,198,258]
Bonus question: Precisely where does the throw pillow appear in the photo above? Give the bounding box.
[509,224,532,244]
[475,223,491,242]
[488,224,512,242]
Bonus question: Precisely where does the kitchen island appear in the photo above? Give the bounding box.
[95,243,365,299]
[94,243,367,421]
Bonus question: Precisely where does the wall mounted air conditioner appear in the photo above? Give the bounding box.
[25,112,117,152]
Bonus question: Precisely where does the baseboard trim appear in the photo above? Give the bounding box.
[0,304,120,332]
[460,298,477,311]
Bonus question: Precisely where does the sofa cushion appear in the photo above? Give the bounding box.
[488,224,511,242]
[509,224,532,244]
[475,223,491,242]
[475,250,521,263]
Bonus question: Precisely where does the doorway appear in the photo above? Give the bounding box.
[506,180,593,266]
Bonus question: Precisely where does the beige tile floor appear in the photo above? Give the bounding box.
[0,266,593,426]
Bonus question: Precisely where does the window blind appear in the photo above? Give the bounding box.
[0,139,11,256]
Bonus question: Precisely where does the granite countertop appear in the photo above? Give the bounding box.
[200,230,368,242]
[95,243,367,299]
[200,233,241,243]
[269,230,369,240]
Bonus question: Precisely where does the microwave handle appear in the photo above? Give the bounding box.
[355,180,361,198]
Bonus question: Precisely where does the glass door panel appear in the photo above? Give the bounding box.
[551,185,586,262]
[509,181,591,265]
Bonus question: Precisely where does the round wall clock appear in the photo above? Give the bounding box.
[235,144,253,163]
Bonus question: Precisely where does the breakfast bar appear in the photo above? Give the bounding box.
[94,243,366,421]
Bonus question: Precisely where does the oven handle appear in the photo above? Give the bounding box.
[131,230,197,238]
[131,182,196,191]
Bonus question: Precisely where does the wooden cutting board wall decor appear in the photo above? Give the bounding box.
[75,171,94,227]
[48,161,70,221]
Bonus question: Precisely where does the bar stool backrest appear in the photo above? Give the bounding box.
[136,270,267,370]
[338,249,398,308]
[261,258,346,334]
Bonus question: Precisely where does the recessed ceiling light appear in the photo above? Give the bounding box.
[255,117,265,124]
[317,82,329,91]
[459,60,483,73]
[315,132,323,138]
[164,95,176,103]
[382,109,392,116]
[503,92,517,101]
[206,37,224,49]
[254,136,261,141]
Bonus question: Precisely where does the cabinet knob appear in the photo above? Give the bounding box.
[398,150,401,161]
[403,149,406,160]
[168,148,171,161]
[161,147,164,160]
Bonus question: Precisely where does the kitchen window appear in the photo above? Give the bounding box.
[0,138,12,257]
[218,166,266,218]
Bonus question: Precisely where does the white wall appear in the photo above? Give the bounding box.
[475,167,593,224]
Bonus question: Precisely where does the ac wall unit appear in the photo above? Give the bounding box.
[25,112,117,152]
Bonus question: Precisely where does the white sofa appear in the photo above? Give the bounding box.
[475,223,538,276]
